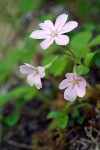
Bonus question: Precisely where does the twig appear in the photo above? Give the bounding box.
[7,140,33,149]
[84,126,100,149]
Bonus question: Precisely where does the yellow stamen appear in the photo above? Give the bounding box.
[72,79,79,85]
[52,33,58,37]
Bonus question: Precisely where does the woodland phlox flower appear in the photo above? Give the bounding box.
[19,63,45,89]
[30,14,78,49]
[59,73,86,101]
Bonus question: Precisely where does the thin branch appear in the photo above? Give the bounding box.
[7,140,33,149]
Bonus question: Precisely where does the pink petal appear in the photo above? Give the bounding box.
[59,79,71,90]
[64,84,77,101]
[27,73,35,86]
[60,21,78,34]
[75,85,86,97]
[24,63,35,69]
[65,73,77,79]
[39,20,54,31]
[78,76,86,87]
[55,35,69,45]
[55,14,68,30]
[34,74,42,89]
[19,64,35,74]
[37,66,45,78]
[39,23,48,30]
[30,30,48,39]
[40,38,54,50]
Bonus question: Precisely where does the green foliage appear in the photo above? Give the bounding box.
[48,102,88,130]
[74,102,88,109]
[94,51,100,67]
[88,35,100,47]
[64,101,75,110]
[70,32,100,73]
[76,65,89,75]
[50,55,68,76]
[42,55,56,66]
[71,32,92,58]
[47,102,74,130]
[84,52,97,67]
[58,116,69,128]
[76,116,84,125]
[42,54,73,77]
[19,0,44,13]
[48,120,59,130]
[83,23,95,31]
[48,111,69,130]
[0,0,100,129]
[0,86,37,107]
[76,0,91,22]
[0,37,37,83]
[5,112,20,126]
[72,109,80,117]
[43,44,58,56]
[71,112,85,124]
[47,111,65,119]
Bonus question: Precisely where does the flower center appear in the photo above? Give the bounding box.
[72,78,79,85]
[52,32,58,37]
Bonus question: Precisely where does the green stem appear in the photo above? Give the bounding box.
[61,46,77,60]
[44,52,75,69]
[73,63,77,74]
[44,45,79,73]
[61,46,79,74]
[44,55,60,69]
[67,47,76,59]
[61,52,76,60]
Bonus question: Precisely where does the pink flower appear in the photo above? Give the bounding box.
[30,14,78,50]
[19,63,45,89]
[59,73,86,101]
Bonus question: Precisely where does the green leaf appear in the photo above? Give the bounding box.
[48,113,69,129]
[77,116,84,125]
[76,64,89,75]
[47,111,65,119]
[83,23,95,31]
[71,32,92,58]
[42,55,55,66]
[5,113,20,126]
[88,35,100,47]
[48,120,58,130]
[50,55,67,76]
[43,43,59,56]
[75,103,89,110]
[72,110,80,117]
[48,116,68,130]
[58,116,69,128]
[47,111,60,119]
[84,52,96,67]
[94,51,100,67]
